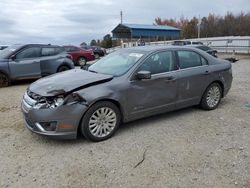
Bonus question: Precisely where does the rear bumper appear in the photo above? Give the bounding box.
[21,99,88,140]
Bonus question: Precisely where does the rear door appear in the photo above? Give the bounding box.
[175,50,209,108]
[40,47,59,75]
[9,47,41,79]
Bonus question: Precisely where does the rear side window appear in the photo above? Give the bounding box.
[16,47,41,59]
[41,48,55,56]
[138,51,176,74]
[177,50,207,69]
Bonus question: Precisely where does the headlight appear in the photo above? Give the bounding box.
[50,93,85,108]
[33,93,86,109]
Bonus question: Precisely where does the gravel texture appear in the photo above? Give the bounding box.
[0,59,249,188]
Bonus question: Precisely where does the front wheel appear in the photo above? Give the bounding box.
[200,83,222,110]
[80,101,121,142]
[0,73,9,87]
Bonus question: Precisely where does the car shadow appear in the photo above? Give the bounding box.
[118,106,200,133]
[36,106,205,145]
[10,79,38,86]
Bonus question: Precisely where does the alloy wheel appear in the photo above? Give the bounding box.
[206,86,221,108]
[78,57,86,66]
[88,107,117,138]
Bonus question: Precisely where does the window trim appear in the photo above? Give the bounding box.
[133,50,177,76]
[14,47,41,60]
[175,49,208,70]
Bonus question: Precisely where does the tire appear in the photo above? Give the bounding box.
[94,53,100,59]
[57,65,70,72]
[80,101,121,142]
[77,57,87,66]
[200,83,222,110]
[0,73,9,87]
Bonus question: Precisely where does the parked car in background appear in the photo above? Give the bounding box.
[64,45,95,66]
[21,46,232,141]
[0,44,74,87]
[81,46,106,59]
[0,45,8,50]
[188,44,218,57]
[172,40,203,46]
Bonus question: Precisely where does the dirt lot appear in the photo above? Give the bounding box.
[0,59,249,188]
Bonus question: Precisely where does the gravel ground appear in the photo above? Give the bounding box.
[0,59,249,188]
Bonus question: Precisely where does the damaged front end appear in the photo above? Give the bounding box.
[25,90,87,110]
[21,90,89,139]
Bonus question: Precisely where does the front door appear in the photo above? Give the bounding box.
[9,47,41,79]
[127,50,178,120]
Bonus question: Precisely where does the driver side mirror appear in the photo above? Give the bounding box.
[10,54,16,61]
[136,71,151,80]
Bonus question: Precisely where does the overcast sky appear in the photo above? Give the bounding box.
[0,0,249,45]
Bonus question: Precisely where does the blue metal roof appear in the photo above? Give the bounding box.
[112,23,181,38]
[122,23,181,31]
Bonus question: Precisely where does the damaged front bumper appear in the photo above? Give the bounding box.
[21,92,88,139]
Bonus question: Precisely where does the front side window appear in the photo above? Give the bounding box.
[16,47,41,59]
[177,50,207,69]
[41,48,55,56]
[138,51,175,75]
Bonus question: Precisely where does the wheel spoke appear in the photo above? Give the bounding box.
[88,107,117,138]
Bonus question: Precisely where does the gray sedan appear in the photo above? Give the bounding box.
[21,46,233,141]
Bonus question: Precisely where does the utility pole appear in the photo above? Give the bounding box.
[120,10,123,24]
[197,15,201,38]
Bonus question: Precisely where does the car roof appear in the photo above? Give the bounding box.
[20,44,61,48]
[186,44,207,47]
[121,45,204,53]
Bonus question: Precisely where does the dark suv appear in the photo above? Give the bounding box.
[0,44,74,87]
[81,46,106,59]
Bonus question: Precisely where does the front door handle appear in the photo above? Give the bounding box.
[164,76,176,82]
[203,70,210,75]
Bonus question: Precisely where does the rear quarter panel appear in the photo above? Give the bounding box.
[207,61,232,97]
[41,55,74,75]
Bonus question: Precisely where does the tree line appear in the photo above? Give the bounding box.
[154,12,250,39]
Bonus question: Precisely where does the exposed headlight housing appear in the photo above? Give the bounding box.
[33,93,86,109]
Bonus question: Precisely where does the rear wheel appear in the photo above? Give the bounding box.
[200,83,222,110]
[80,101,121,142]
[57,66,70,72]
[77,57,87,66]
[0,73,9,87]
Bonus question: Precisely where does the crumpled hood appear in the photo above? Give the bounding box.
[29,69,113,97]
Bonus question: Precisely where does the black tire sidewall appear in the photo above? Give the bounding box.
[58,66,69,72]
[81,101,121,142]
[0,73,9,87]
[201,83,222,110]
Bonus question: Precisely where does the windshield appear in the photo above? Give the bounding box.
[88,51,144,76]
[0,45,21,59]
